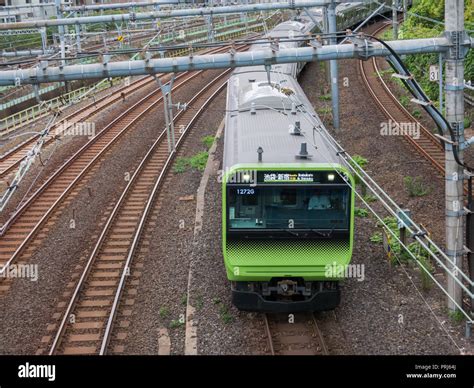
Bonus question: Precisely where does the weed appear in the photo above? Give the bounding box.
[355,207,369,218]
[201,135,215,149]
[159,307,169,319]
[404,176,430,197]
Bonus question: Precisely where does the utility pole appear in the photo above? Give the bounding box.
[40,27,47,52]
[55,0,68,93]
[392,0,398,40]
[55,0,66,68]
[445,0,466,312]
[327,0,339,131]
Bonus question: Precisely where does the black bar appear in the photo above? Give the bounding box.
[0,356,472,387]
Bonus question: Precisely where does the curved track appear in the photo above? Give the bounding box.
[359,23,445,175]
[47,70,231,355]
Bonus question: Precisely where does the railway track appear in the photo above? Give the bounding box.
[0,45,238,179]
[0,45,249,296]
[359,23,445,176]
[46,69,231,355]
[263,313,328,355]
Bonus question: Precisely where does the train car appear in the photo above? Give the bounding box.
[221,0,407,312]
[222,19,355,313]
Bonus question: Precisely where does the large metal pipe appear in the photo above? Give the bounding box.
[392,0,398,40]
[0,49,55,57]
[65,1,181,12]
[0,3,55,10]
[0,37,452,86]
[445,0,465,312]
[0,1,340,30]
[327,0,339,131]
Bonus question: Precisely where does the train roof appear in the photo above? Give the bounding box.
[224,68,341,169]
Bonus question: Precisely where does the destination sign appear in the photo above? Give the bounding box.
[263,172,314,183]
[256,171,346,184]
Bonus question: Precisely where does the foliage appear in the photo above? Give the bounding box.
[170,319,185,329]
[370,214,435,288]
[403,176,431,197]
[349,155,368,195]
[449,309,465,323]
[189,151,209,171]
[355,207,369,217]
[173,151,209,173]
[201,135,215,149]
[319,94,332,101]
[159,307,169,319]
[397,0,474,107]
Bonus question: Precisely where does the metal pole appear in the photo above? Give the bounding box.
[439,53,443,113]
[467,175,474,313]
[392,0,398,40]
[55,0,65,68]
[75,23,81,52]
[445,0,465,312]
[167,77,176,150]
[40,27,47,52]
[327,1,339,131]
[0,1,336,30]
[403,0,407,23]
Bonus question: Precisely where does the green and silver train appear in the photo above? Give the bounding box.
[222,16,357,312]
[221,1,401,311]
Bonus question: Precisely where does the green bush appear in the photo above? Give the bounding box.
[398,0,474,106]
[404,176,431,197]
[173,151,209,173]
[201,135,215,149]
[355,207,369,218]
[349,155,368,195]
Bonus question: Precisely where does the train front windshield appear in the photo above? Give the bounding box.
[227,186,350,230]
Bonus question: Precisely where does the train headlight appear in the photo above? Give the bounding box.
[328,173,335,182]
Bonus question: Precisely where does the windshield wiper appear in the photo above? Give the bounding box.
[309,229,334,238]
[283,229,300,237]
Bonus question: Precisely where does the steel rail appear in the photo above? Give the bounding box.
[48,69,231,355]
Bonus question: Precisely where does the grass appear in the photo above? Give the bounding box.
[219,304,233,324]
[404,176,430,197]
[449,309,465,323]
[319,94,331,101]
[363,194,377,203]
[173,151,209,173]
[170,319,185,329]
[195,295,204,310]
[173,157,189,173]
[201,135,215,149]
[181,294,187,306]
[317,107,332,115]
[212,297,233,324]
[417,254,434,291]
[412,109,422,119]
[464,117,472,129]
[399,95,410,109]
[159,307,169,319]
[349,155,368,195]
[355,207,369,218]
[370,232,383,244]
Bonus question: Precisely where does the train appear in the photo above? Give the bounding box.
[221,2,399,313]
